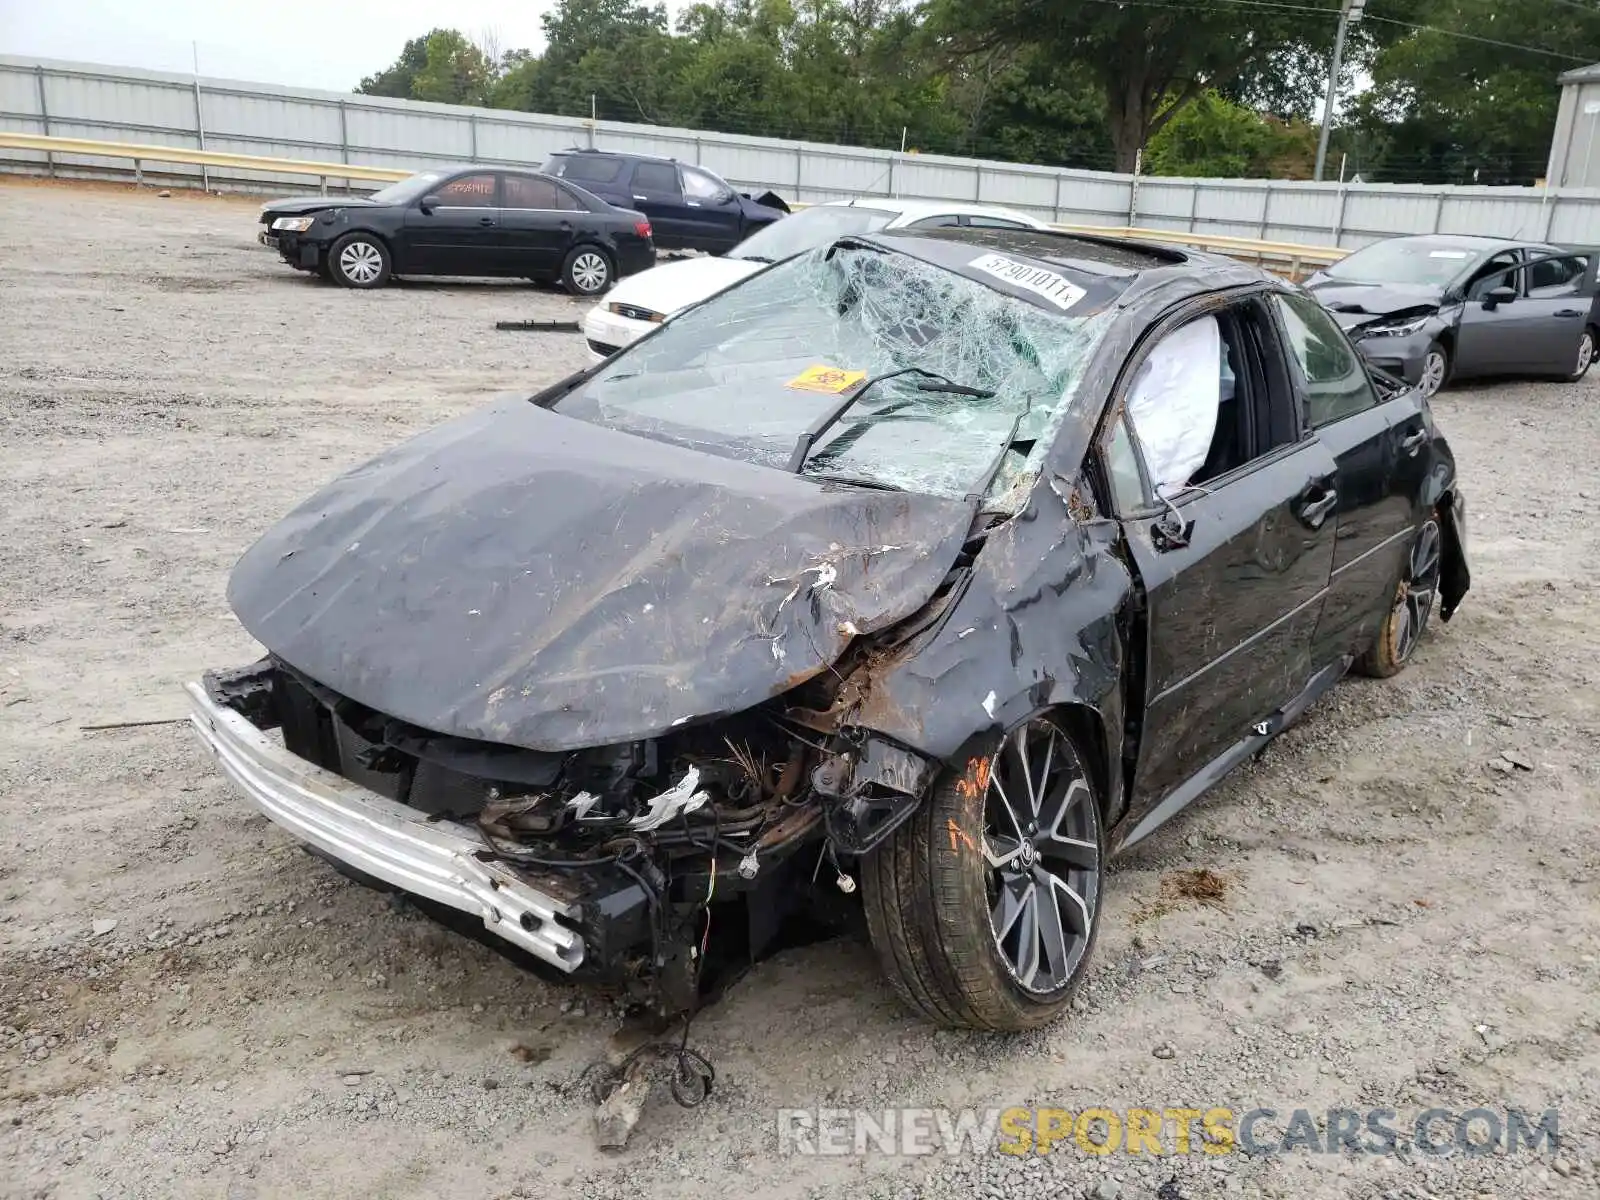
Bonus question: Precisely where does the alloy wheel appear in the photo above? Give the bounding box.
[1419,350,1447,398]
[338,241,384,285]
[1392,519,1442,663]
[1578,331,1595,377]
[571,252,609,293]
[982,720,1100,996]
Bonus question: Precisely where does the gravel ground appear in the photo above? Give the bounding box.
[1,178,1598,1200]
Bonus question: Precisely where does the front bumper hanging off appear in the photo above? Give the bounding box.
[184,681,586,972]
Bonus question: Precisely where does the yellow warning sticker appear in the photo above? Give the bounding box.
[786,364,867,395]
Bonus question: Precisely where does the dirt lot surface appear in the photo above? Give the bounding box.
[2,179,1598,1200]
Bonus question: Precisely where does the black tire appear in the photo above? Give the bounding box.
[327,232,391,289]
[1564,326,1596,382]
[561,245,613,296]
[1417,341,1450,399]
[1356,514,1443,678]
[861,715,1104,1031]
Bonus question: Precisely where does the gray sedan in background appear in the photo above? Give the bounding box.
[1304,234,1598,396]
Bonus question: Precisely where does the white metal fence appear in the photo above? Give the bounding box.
[7,54,1600,250]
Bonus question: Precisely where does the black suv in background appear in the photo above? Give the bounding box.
[543,149,788,254]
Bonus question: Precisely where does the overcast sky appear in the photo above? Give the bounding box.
[1,1,563,92]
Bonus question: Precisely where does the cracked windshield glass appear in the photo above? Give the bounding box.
[555,243,1112,504]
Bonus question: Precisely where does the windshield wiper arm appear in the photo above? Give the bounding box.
[785,368,994,473]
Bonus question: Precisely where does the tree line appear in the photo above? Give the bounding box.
[355,0,1600,185]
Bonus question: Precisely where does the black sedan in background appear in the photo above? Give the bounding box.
[1304,234,1598,396]
[191,227,1468,1032]
[260,168,656,294]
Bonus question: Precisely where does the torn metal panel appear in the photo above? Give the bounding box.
[831,470,1132,814]
[228,397,974,752]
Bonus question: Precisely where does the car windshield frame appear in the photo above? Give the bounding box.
[552,240,1115,508]
[732,205,899,263]
[368,172,447,206]
[1323,238,1492,287]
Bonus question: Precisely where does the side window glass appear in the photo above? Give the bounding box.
[1527,255,1587,297]
[904,216,963,229]
[1103,415,1149,514]
[437,174,496,207]
[550,155,622,184]
[965,215,1030,229]
[1466,253,1522,300]
[502,175,563,210]
[633,162,681,194]
[681,167,723,200]
[1274,293,1379,427]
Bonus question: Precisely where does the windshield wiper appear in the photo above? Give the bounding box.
[785,368,995,473]
[738,254,775,264]
[805,473,906,491]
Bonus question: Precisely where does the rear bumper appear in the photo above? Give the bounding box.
[185,681,586,972]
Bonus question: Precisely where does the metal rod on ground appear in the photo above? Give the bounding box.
[1314,0,1366,182]
[192,42,210,193]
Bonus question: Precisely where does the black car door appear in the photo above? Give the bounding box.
[1100,295,1338,834]
[498,174,588,277]
[400,172,501,275]
[679,165,745,253]
[1270,292,1420,664]
[628,160,691,249]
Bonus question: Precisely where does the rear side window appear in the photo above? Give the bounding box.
[503,175,583,211]
[547,155,622,184]
[966,215,1032,229]
[1527,254,1587,297]
[632,162,681,194]
[1274,292,1378,427]
[681,166,724,200]
[436,174,497,207]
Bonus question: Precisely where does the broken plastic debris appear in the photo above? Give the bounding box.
[982,690,998,719]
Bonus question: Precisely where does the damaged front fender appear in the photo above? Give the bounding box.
[821,471,1133,828]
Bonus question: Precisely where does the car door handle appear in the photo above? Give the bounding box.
[1556,308,1584,318]
[559,221,572,231]
[478,216,495,226]
[686,200,701,207]
[633,195,648,201]
[1295,486,1339,530]
[1400,429,1427,455]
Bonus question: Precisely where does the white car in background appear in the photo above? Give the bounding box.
[581,198,1053,358]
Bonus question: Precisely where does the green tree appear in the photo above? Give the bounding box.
[1346,0,1600,185]
[357,29,493,106]
[1146,90,1317,178]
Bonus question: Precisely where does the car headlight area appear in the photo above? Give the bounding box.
[270,215,318,233]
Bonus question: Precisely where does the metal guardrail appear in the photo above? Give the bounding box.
[0,131,407,187]
[1,133,1347,274]
[1054,223,1347,278]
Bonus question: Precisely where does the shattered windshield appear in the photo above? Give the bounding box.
[732,206,897,262]
[554,243,1112,505]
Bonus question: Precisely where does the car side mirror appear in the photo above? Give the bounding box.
[419,194,441,215]
[1483,285,1516,309]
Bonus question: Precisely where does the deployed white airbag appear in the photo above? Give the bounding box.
[1126,315,1221,495]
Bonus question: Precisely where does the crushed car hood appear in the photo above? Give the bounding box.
[603,255,766,318]
[261,196,378,219]
[227,397,975,752]
[1304,280,1445,328]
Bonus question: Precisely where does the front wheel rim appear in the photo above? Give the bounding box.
[571,253,608,292]
[339,241,383,284]
[982,720,1100,996]
[1420,351,1446,397]
[1393,519,1442,663]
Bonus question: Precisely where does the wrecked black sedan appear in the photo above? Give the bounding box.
[189,227,1469,1033]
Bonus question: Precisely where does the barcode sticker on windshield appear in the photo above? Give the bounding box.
[968,253,1086,311]
[787,365,867,394]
